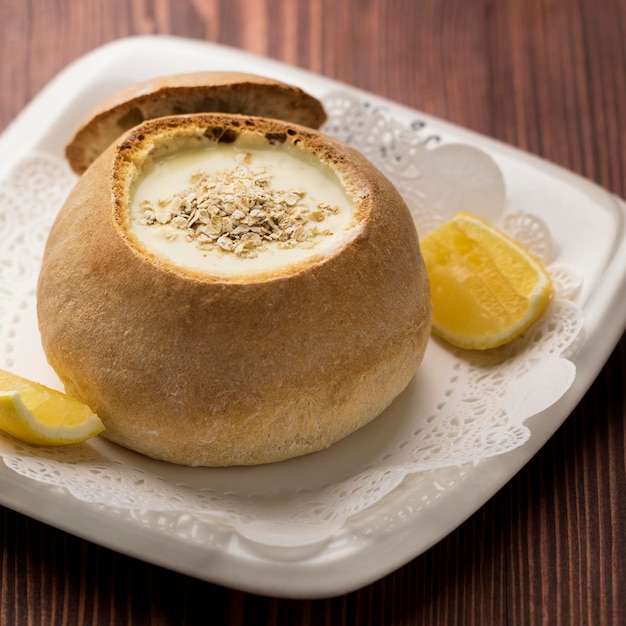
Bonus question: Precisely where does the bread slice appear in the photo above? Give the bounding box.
[40,113,431,467]
[65,71,327,175]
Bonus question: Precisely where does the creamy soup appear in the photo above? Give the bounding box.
[129,140,359,277]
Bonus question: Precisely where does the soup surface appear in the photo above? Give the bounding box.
[129,141,357,277]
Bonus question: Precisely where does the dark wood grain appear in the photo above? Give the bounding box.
[1,0,625,624]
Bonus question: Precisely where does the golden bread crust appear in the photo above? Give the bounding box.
[65,71,327,175]
[39,113,431,466]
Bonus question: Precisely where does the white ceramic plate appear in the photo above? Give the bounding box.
[0,36,625,598]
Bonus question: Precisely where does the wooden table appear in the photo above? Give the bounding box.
[1,1,624,623]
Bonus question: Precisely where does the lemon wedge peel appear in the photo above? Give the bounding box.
[0,371,105,446]
[421,212,553,351]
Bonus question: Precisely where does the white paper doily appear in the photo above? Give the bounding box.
[0,92,584,547]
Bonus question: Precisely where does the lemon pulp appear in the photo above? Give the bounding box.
[420,212,552,350]
[0,370,105,445]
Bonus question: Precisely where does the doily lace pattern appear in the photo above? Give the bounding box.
[0,93,584,548]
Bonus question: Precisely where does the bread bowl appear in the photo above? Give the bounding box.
[65,71,327,175]
[38,94,431,467]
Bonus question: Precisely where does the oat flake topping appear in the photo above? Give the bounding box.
[140,151,340,258]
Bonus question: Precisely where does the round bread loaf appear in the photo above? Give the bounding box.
[38,113,431,466]
[65,71,327,175]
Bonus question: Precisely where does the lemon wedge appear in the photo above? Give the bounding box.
[420,212,552,350]
[0,370,105,445]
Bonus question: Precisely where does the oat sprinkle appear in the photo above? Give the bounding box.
[140,151,340,258]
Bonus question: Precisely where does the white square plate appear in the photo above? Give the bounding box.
[0,36,624,598]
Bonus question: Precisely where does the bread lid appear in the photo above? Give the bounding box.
[65,71,327,175]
